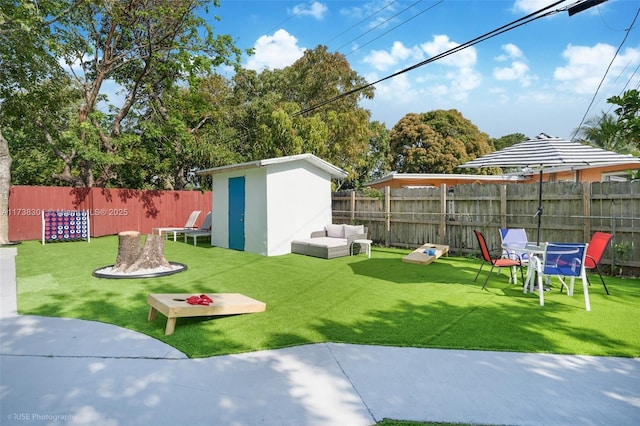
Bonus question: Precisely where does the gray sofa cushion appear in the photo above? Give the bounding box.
[291,226,368,259]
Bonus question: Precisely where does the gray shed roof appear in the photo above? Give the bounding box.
[197,153,348,178]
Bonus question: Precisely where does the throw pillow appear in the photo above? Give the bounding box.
[344,224,364,237]
[326,224,345,238]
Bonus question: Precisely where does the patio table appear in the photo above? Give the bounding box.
[502,242,590,308]
[502,242,546,305]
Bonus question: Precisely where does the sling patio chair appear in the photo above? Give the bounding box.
[499,228,530,264]
[184,211,212,246]
[499,227,532,285]
[585,232,613,295]
[560,232,613,295]
[153,210,201,241]
[537,242,590,311]
[474,230,524,290]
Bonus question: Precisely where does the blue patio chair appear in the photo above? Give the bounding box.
[536,242,590,311]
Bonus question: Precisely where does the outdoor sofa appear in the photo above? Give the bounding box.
[291,224,368,259]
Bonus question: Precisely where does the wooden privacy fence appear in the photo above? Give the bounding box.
[7,186,212,241]
[332,181,640,272]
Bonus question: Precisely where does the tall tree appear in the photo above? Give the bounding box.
[0,0,81,244]
[491,133,526,151]
[136,73,243,189]
[576,112,624,151]
[390,110,494,174]
[0,130,10,244]
[226,46,374,188]
[576,90,640,156]
[4,0,245,189]
[357,121,391,185]
[285,46,374,185]
[607,89,640,153]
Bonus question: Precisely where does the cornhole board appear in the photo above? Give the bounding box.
[402,243,450,265]
[147,293,266,335]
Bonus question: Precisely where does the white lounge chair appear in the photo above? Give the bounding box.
[153,210,201,241]
[184,212,212,245]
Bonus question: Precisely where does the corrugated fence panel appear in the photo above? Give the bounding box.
[8,186,212,241]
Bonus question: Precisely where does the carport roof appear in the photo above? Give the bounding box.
[364,172,524,189]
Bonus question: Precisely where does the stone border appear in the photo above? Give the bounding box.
[92,262,187,279]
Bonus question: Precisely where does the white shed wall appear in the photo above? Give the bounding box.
[265,161,333,256]
[209,157,336,256]
[211,174,229,249]
[244,168,268,255]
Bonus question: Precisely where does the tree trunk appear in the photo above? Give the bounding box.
[0,130,12,245]
[124,234,170,273]
[112,231,142,272]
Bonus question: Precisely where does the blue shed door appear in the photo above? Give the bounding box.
[228,176,245,251]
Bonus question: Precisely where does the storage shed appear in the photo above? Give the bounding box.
[197,154,348,256]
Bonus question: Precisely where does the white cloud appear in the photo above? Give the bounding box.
[420,34,477,68]
[494,61,530,81]
[361,33,481,117]
[495,43,524,61]
[420,35,481,97]
[493,43,532,86]
[513,0,609,16]
[362,41,423,71]
[447,67,482,100]
[367,72,421,105]
[245,29,306,71]
[290,1,328,20]
[339,1,399,30]
[512,0,572,14]
[554,43,640,94]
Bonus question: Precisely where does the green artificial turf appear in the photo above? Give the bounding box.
[15,236,640,359]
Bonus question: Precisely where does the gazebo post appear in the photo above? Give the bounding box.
[536,168,543,245]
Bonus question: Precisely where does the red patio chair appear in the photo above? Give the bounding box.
[584,231,613,295]
[559,232,613,295]
[473,230,524,290]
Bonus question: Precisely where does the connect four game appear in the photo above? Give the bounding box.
[41,210,90,244]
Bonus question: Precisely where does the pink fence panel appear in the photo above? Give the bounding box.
[8,186,212,241]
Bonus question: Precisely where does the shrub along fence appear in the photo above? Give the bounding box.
[7,186,212,241]
[333,181,640,275]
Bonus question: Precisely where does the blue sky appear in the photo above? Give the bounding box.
[206,0,640,139]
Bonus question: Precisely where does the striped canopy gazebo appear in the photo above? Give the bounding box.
[459,133,640,243]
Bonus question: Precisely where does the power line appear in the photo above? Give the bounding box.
[599,58,637,116]
[265,0,314,35]
[293,0,567,118]
[326,0,400,46]
[334,0,425,53]
[571,7,640,139]
[345,0,445,57]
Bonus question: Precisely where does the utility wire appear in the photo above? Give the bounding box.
[265,0,314,35]
[327,0,400,46]
[334,0,424,53]
[293,0,567,118]
[571,7,640,139]
[345,0,445,57]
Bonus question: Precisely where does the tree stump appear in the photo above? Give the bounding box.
[124,234,171,273]
[112,231,142,272]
